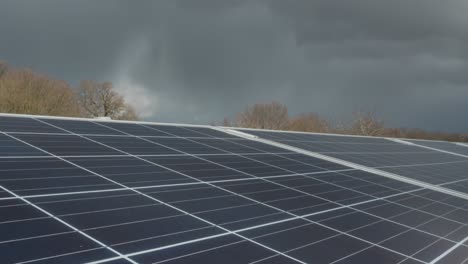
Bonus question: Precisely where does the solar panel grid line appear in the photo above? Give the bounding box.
[324,153,466,185]
[0,168,358,203]
[307,151,432,155]
[0,152,296,160]
[224,205,427,264]
[272,169,468,234]
[386,201,468,263]
[0,177,421,239]
[227,175,468,253]
[411,227,467,264]
[81,123,457,263]
[32,118,308,264]
[438,176,468,188]
[2,180,456,240]
[429,234,468,264]
[20,250,124,264]
[1,229,75,245]
[140,186,464,262]
[154,240,248,264]
[258,190,463,264]
[366,154,468,189]
[391,138,468,160]
[4,131,239,141]
[0,184,137,264]
[238,131,468,201]
[188,199,429,264]
[376,159,468,170]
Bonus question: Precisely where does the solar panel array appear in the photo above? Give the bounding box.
[1,115,468,264]
[239,129,468,196]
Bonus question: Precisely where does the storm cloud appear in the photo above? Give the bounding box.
[1,0,467,131]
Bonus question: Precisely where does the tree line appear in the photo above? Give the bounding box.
[1,60,466,142]
[223,101,468,142]
[0,60,138,120]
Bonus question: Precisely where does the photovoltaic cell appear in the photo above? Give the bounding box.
[144,125,219,138]
[0,133,44,156]
[143,137,227,154]
[39,118,125,135]
[88,136,180,155]
[12,134,122,156]
[0,116,64,133]
[0,158,121,195]
[98,122,174,137]
[67,156,197,187]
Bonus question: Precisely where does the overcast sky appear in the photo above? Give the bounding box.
[1,0,467,132]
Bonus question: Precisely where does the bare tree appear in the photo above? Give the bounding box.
[116,104,139,121]
[0,61,7,78]
[235,102,289,130]
[288,113,329,133]
[0,69,80,116]
[77,80,139,120]
[350,110,385,136]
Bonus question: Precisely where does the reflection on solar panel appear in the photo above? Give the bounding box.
[1,114,468,264]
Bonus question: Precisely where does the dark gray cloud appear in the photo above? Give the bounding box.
[1,0,467,131]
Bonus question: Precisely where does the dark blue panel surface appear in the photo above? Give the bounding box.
[29,190,224,254]
[39,118,125,135]
[0,133,44,156]
[0,116,65,133]
[0,200,118,264]
[145,125,216,138]
[88,135,180,155]
[240,129,468,197]
[144,155,251,181]
[142,183,291,230]
[191,138,268,153]
[0,158,120,195]
[99,122,174,136]
[13,134,121,156]
[202,155,291,177]
[132,235,278,264]
[144,137,226,154]
[408,140,468,156]
[67,156,196,187]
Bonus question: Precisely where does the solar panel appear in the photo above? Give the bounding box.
[238,129,468,197]
[1,114,468,263]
